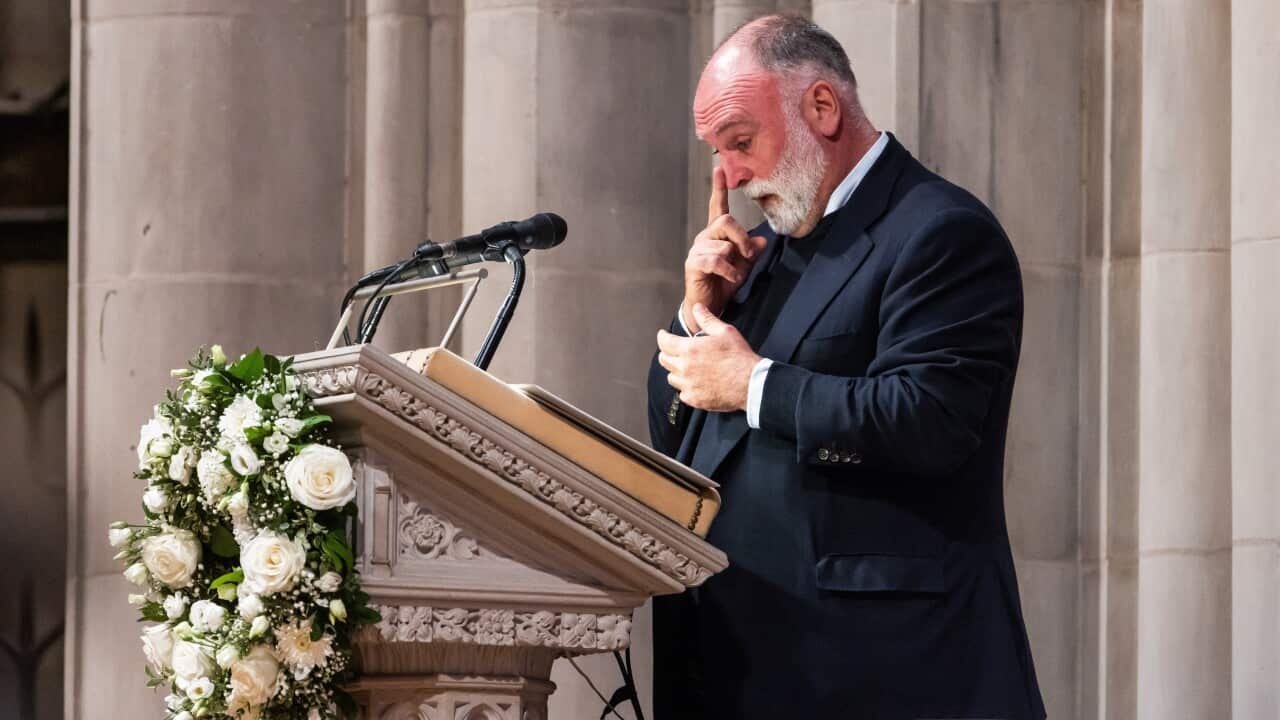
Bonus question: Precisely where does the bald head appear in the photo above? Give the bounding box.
[693,14,878,236]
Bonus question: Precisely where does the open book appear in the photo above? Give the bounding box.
[393,347,720,537]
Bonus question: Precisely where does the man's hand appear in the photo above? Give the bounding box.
[657,304,761,412]
[683,167,769,332]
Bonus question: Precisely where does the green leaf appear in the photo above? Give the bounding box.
[334,689,358,719]
[264,354,281,375]
[139,603,166,622]
[323,532,354,573]
[353,606,382,625]
[227,348,265,383]
[310,615,325,641]
[209,526,240,558]
[209,568,244,590]
[244,426,269,443]
[300,414,332,434]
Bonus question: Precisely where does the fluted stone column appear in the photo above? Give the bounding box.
[1135,1,1232,717]
[460,2,693,716]
[1082,1,1143,717]
[67,2,352,716]
[359,0,463,353]
[1231,1,1280,717]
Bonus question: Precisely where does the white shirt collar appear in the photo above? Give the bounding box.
[822,131,890,218]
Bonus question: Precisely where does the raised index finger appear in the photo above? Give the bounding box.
[708,165,729,226]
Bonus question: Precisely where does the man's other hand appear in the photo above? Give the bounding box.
[683,167,769,332]
[657,304,760,413]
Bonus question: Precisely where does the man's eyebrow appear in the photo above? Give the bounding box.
[711,117,754,137]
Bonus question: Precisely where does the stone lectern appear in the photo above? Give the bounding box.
[292,345,728,720]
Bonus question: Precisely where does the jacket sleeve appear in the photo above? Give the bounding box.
[647,313,692,458]
[756,208,1023,477]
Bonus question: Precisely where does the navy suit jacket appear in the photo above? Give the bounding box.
[647,135,1046,719]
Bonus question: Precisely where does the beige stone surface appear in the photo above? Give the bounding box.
[1138,252,1231,553]
[1103,258,1141,558]
[1231,543,1279,720]
[1230,240,1280,541]
[1140,0,1230,254]
[1103,556,1139,720]
[1231,0,1280,242]
[1016,558,1078,720]
[1136,551,1232,720]
[1006,266,1080,562]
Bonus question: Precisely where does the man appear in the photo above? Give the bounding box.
[647,15,1046,720]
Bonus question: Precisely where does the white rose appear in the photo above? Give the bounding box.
[219,395,263,442]
[141,528,200,589]
[141,624,175,673]
[241,531,306,596]
[274,417,306,437]
[228,645,280,714]
[137,414,172,467]
[263,432,289,456]
[109,527,132,547]
[283,445,355,511]
[150,437,175,458]
[189,600,227,633]
[124,562,149,586]
[142,485,171,514]
[314,571,342,594]
[128,593,147,607]
[186,676,215,701]
[168,446,194,484]
[230,444,262,477]
[171,638,215,688]
[227,491,249,518]
[216,644,240,669]
[164,594,188,620]
[238,593,265,620]
[197,450,235,503]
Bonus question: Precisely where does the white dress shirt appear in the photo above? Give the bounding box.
[678,131,890,428]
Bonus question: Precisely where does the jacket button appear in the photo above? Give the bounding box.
[817,448,830,461]
[850,452,862,464]
[840,454,852,463]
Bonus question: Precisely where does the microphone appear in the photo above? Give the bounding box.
[414,212,567,266]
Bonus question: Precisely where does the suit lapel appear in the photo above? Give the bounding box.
[689,134,910,479]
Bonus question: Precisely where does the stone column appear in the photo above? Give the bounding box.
[1082,1,1143,717]
[66,2,352,716]
[460,2,692,716]
[1231,1,1280,717]
[1135,0,1232,717]
[359,0,464,354]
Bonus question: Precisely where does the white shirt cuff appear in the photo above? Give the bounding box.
[746,358,773,429]
[676,303,694,336]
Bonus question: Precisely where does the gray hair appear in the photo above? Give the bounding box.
[722,14,860,111]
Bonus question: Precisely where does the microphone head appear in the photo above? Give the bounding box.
[520,212,567,250]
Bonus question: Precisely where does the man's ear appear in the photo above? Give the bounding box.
[805,80,842,140]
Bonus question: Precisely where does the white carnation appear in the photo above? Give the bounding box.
[189,600,227,633]
[229,443,262,477]
[314,571,342,594]
[284,445,355,511]
[274,417,306,438]
[241,531,306,596]
[216,644,240,669]
[263,432,289,456]
[141,624,174,674]
[228,644,279,716]
[197,450,235,504]
[172,637,216,688]
[142,485,171,514]
[164,594,188,620]
[141,528,200,589]
[219,395,262,442]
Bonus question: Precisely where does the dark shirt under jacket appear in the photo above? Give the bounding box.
[647,134,1046,720]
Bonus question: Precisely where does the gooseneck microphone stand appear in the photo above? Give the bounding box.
[471,243,524,371]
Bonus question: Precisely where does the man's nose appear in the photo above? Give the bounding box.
[720,158,753,189]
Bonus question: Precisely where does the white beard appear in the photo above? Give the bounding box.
[741,103,827,236]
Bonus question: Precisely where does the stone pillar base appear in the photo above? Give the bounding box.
[352,674,556,720]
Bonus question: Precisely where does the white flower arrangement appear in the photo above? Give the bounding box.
[112,346,379,719]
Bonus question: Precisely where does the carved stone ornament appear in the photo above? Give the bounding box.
[297,365,714,587]
[399,495,494,561]
[369,605,632,652]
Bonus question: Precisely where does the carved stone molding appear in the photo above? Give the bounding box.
[298,364,359,397]
[370,605,632,652]
[399,495,496,562]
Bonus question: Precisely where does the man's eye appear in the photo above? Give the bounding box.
[735,139,751,152]
[711,148,720,156]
